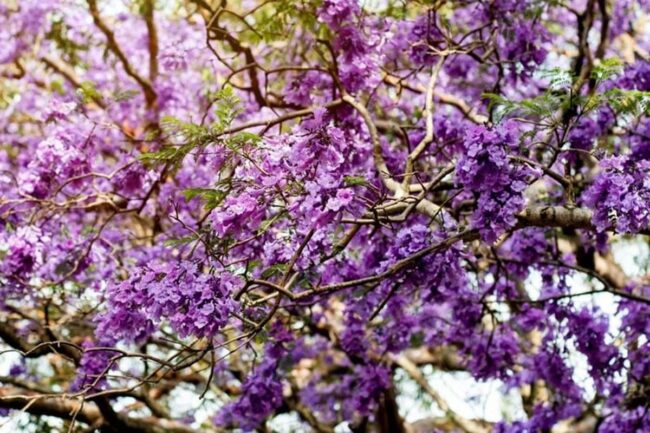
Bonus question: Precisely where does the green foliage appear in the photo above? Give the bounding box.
[161,116,213,144]
[380,1,408,19]
[139,86,259,168]
[261,263,289,279]
[252,0,319,42]
[45,16,88,65]
[603,89,650,116]
[344,175,369,186]
[483,58,633,124]
[539,67,573,90]
[483,91,570,123]
[164,235,200,247]
[112,88,141,102]
[183,188,228,210]
[138,140,196,165]
[591,57,624,85]
[77,81,103,104]
[212,86,242,130]
[228,131,262,150]
[50,80,65,95]
[258,213,283,233]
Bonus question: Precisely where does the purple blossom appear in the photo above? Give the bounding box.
[326,187,354,211]
[318,0,359,27]
[97,262,241,344]
[212,192,263,236]
[351,364,391,415]
[456,122,534,242]
[583,157,650,233]
[71,341,115,392]
[215,361,284,431]
[1,2,650,432]
[0,227,43,279]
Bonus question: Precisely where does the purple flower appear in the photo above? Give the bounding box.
[351,364,391,415]
[326,188,354,211]
[71,341,115,392]
[97,262,241,344]
[318,0,359,27]
[0,227,43,279]
[215,359,284,431]
[583,157,650,233]
[456,122,534,242]
[212,192,262,236]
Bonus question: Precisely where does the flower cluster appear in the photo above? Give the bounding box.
[317,0,380,93]
[630,119,650,161]
[583,156,650,233]
[2,1,650,432]
[499,19,549,80]
[0,226,43,280]
[215,324,296,431]
[18,134,89,198]
[466,328,520,380]
[212,192,263,237]
[215,359,284,432]
[352,364,392,415]
[0,1,51,65]
[70,341,115,392]
[97,261,241,344]
[456,122,533,242]
[565,308,620,385]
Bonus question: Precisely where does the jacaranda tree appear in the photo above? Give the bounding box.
[1,0,650,432]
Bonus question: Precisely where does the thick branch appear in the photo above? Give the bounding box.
[516,206,594,230]
[143,0,159,82]
[0,387,199,433]
[86,0,157,107]
[393,355,488,433]
[0,386,102,427]
[342,94,403,193]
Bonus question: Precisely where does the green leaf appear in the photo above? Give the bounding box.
[539,67,573,90]
[344,175,368,186]
[261,263,288,279]
[138,145,191,163]
[112,89,140,102]
[226,131,261,151]
[591,57,623,84]
[258,217,278,232]
[483,91,564,122]
[77,81,103,104]
[183,188,214,201]
[164,235,198,247]
[604,89,650,116]
[213,85,241,129]
[182,187,227,210]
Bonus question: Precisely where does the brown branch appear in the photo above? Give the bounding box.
[0,386,199,433]
[516,206,594,230]
[342,94,403,193]
[402,56,446,189]
[0,387,102,428]
[143,0,159,82]
[392,355,488,433]
[382,74,488,124]
[0,322,81,362]
[86,0,157,107]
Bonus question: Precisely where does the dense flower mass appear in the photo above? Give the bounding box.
[583,157,650,233]
[216,359,285,431]
[97,261,241,343]
[456,121,535,242]
[1,1,650,433]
